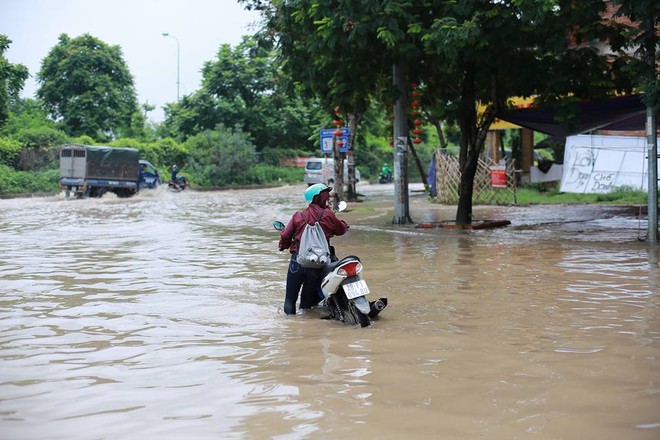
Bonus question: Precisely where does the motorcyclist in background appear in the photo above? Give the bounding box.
[380,163,392,183]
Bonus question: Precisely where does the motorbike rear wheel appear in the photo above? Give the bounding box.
[337,288,371,327]
[348,301,371,327]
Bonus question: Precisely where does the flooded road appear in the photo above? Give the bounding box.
[1,184,659,439]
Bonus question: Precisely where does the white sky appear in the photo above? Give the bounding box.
[0,0,261,122]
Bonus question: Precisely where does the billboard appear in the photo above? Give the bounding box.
[560,135,653,193]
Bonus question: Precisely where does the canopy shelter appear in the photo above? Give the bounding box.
[496,94,648,137]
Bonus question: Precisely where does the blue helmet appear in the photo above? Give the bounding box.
[304,183,332,202]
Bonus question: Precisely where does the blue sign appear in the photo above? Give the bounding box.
[320,128,350,154]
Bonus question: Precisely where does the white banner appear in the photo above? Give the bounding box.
[560,135,653,193]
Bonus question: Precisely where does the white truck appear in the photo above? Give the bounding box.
[303,157,360,186]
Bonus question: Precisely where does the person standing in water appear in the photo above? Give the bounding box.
[278,184,349,315]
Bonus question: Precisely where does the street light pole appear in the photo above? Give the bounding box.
[161,32,180,101]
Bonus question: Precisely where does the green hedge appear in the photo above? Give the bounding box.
[244,165,304,185]
[0,138,21,167]
[0,165,60,194]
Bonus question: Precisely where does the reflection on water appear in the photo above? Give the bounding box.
[1,186,659,439]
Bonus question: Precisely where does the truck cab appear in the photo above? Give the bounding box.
[138,160,161,190]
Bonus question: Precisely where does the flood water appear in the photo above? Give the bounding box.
[1,183,658,439]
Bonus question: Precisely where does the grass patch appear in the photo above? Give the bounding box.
[515,185,651,205]
[346,206,377,214]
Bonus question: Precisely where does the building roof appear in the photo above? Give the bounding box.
[496,94,649,137]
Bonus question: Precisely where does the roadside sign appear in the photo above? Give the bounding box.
[320,128,350,154]
[490,165,507,188]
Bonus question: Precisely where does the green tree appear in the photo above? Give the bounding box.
[186,125,257,186]
[0,137,21,168]
[258,0,401,200]
[0,35,29,127]
[37,33,141,140]
[416,1,632,224]
[610,0,660,110]
[159,91,232,140]
[162,35,325,153]
[2,98,54,136]
[2,98,69,171]
[13,126,68,171]
[256,0,632,224]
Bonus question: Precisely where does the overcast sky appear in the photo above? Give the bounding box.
[0,0,261,122]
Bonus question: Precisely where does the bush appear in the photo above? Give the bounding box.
[106,137,189,174]
[260,148,311,166]
[68,135,97,146]
[109,138,159,166]
[244,165,304,185]
[151,137,189,171]
[109,137,144,150]
[0,165,59,194]
[14,126,69,171]
[186,125,257,186]
[0,137,21,167]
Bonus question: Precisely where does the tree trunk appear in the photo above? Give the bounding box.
[428,115,448,150]
[408,137,427,186]
[456,149,479,225]
[455,65,477,226]
[454,66,498,227]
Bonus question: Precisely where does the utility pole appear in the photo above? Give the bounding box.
[646,101,658,243]
[162,32,180,102]
[644,17,658,243]
[392,63,412,224]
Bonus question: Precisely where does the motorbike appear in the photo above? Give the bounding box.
[378,172,392,184]
[273,201,388,327]
[168,175,188,192]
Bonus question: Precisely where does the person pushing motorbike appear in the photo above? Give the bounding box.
[278,183,349,315]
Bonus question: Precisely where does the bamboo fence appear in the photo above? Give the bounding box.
[434,150,517,205]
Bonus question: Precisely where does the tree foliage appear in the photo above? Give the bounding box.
[37,33,142,140]
[248,0,637,224]
[186,125,257,186]
[611,0,660,110]
[13,126,69,171]
[161,35,325,152]
[2,99,69,172]
[256,0,411,200]
[2,99,55,136]
[413,1,621,222]
[0,35,29,127]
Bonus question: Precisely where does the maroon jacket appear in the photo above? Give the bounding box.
[279,203,349,254]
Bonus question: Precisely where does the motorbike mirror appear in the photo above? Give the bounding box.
[273,220,285,231]
[336,201,348,212]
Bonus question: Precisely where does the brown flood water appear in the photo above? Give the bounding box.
[1,183,658,439]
